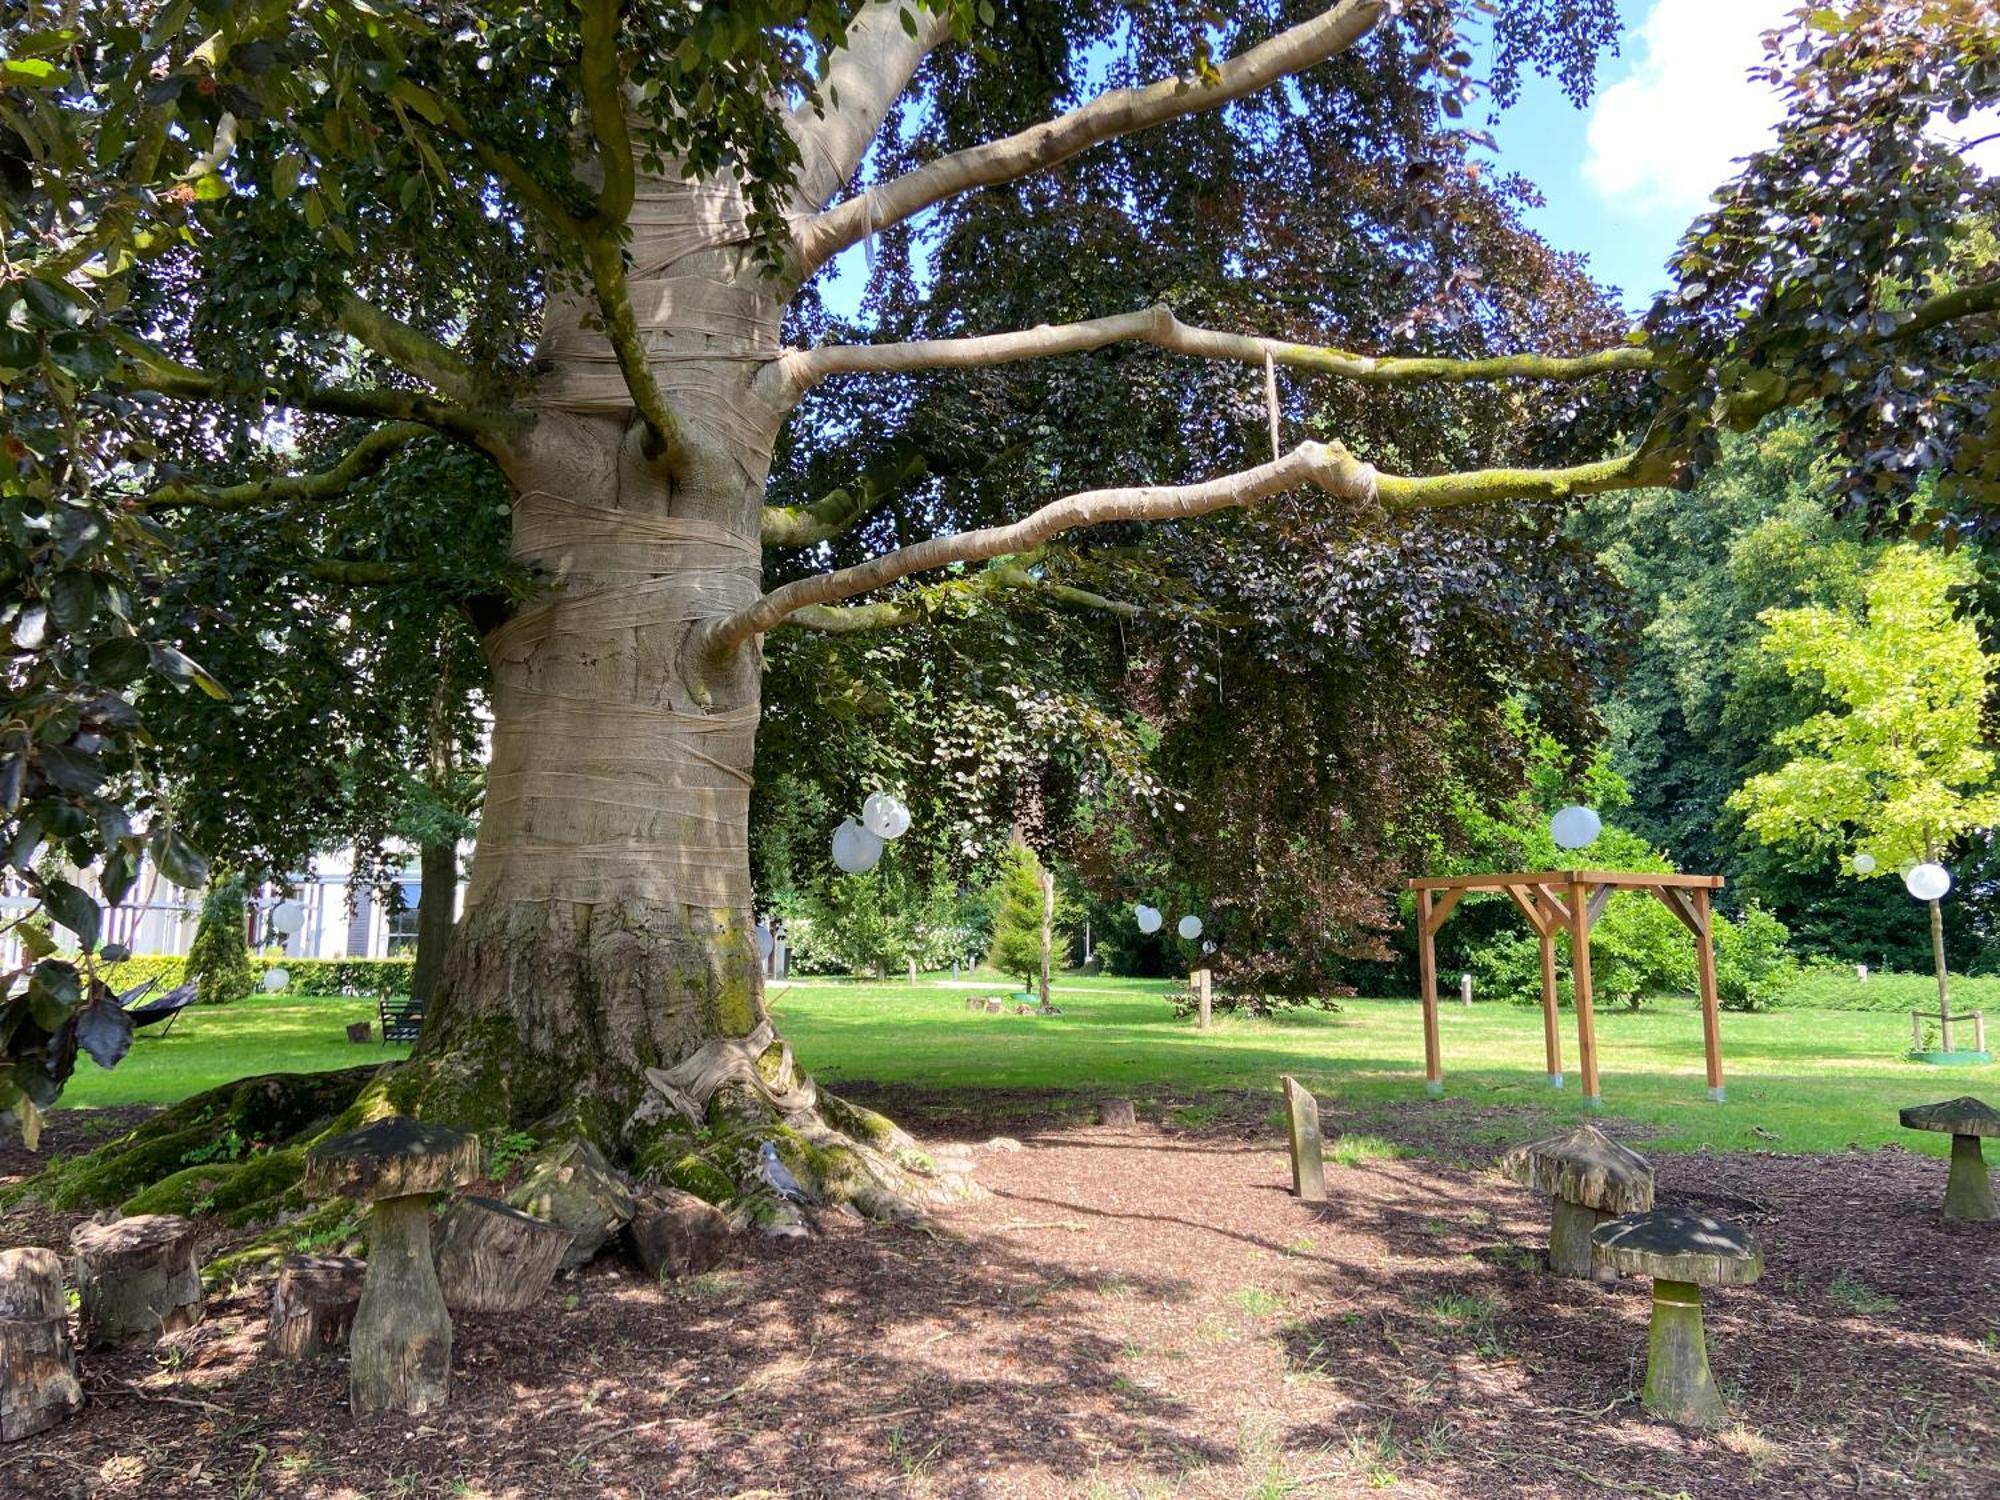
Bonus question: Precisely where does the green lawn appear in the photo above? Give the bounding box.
[55,976,1993,1162]
[62,995,409,1108]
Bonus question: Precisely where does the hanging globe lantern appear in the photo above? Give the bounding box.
[1134,904,1162,934]
[1852,852,1877,875]
[262,968,290,993]
[754,922,775,962]
[1549,805,1602,851]
[270,901,305,937]
[1177,914,1204,941]
[831,818,884,874]
[862,791,909,839]
[1904,863,1951,901]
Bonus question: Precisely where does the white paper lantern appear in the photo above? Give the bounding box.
[262,968,290,993]
[754,922,775,962]
[831,818,883,874]
[862,791,909,839]
[1549,805,1602,851]
[1852,852,1877,875]
[879,799,911,840]
[1905,862,1952,901]
[270,901,305,936]
[1177,914,1203,941]
[1134,904,1163,935]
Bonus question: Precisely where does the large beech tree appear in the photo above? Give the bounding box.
[4,0,1997,1208]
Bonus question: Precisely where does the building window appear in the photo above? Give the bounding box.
[385,881,422,957]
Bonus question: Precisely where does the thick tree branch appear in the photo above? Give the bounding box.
[578,0,636,227]
[335,294,478,403]
[787,1,954,214]
[301,558,425,586]
[702,441,1380,650]
[136,423,432,511]
[586,237,690,468]
[770,303,1652,400]
[788,0,1384,276]
[780,557,1143,634]
[1895,275,2000,338]
[114,334,525,454]
[762,449,931,547]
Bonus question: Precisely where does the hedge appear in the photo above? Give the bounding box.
[101,955,414,1001]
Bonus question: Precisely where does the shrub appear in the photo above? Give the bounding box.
[186,875,257,1005]
[1713,904,1799,1011]
[101,955,414,1000]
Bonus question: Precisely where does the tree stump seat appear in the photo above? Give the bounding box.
[1499,1124,1654,1278]
[0,1248,83,1442]
[1898,1097,1998,1220]
[306,1116,479,1416]
[625,1188,733,1280]
[267,1255,366,1360]
[1098,1099,1136,1128]
[435,1196,574,1312]
[70,1213,203,1346]
[506,1138,636,1270]
[1591,1207,1762,1430]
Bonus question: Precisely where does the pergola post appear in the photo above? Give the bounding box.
[1693,888,1725,1103]
[1538,929,1563,1089]
[1417,889,1443,1097]
[1568,879,1601,1110]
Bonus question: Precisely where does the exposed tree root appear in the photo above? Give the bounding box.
[10,1032,973,1265]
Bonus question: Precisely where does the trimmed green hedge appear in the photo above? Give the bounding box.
[102,955,414,1001]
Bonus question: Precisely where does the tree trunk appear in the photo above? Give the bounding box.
[408,839,458,1007]
[1929,896,1951,1046]
[1037,867,1054,1010]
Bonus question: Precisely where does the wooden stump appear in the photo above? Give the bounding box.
[1098,1099,1137,1128]
[346,1020,372,1043]
[626,1189,733,1280]
[507,1139,636,1270]
[435,1197,574,1312]
[0,1248,83,1442]
[1549,1198,1615,1279]
[1642,1279,1727,1429]
[352,1195,453,1416]
[984,997,1003,1014]
[71,1214,202,1347]
[267,1255,365,1360]
[1944,1133,1996,1221]
[1281,1075,1326,1203]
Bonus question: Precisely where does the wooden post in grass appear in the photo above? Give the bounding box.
[1194,968,1212,1030]
[1460,972,1473,1007]
[1281,1075,1326,1203]
[1692,888,1725,1103]
[1538,929,1563,1089]
[1417,889,1442,1097]
[1568,879,1601,1110]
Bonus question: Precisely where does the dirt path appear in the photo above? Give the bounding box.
[1,1092,1993,1498]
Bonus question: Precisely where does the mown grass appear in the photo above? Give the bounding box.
[60,994,406,1109]
[53,972,1994,1162]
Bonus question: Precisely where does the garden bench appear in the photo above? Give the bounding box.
[378,995,425,1043]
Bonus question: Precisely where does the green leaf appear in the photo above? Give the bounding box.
[0,58,65,88]
[40,879,99,953]
[273,151,304,200]
[149,827,208,890]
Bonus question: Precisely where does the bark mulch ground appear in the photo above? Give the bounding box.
[1,1089,1994,1498]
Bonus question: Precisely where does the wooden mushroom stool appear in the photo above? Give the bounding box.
[0,1247,84,1442]
[1592,1207,1762,1429]
[1898,1096,1999,1221]
[305,1117,478,1416]
[1499,1124,1653,1278]
[70,1214,203,1346]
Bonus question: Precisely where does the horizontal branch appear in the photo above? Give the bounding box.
[762,448,931,547]
[335,293,477,403]
[788,0,1384,276]
[771,303,1652,400]
[136,423,432,510]
[702,440,1379,650]
[302,558,424,586]
[115,334,524,454]
[780,557,1143,634]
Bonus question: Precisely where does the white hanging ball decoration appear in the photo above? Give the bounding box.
[1904,862,1952,901]
[878,797,911,841]
[861,791,898,838]
[1178,914,1204,941]
[262,968,290,993]
[831,818,884,874]
[1852,852,1877,875]
[1549,805,1602,851]
[754,922,775,962]
[270,901,304,936]
[1134,904,1163,935]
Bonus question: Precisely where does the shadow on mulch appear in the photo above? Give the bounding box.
[0,1089,1992,1498]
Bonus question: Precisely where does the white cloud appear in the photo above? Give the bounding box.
[1582,0,1794,218]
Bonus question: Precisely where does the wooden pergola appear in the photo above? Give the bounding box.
[1406,870,1728,1107]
